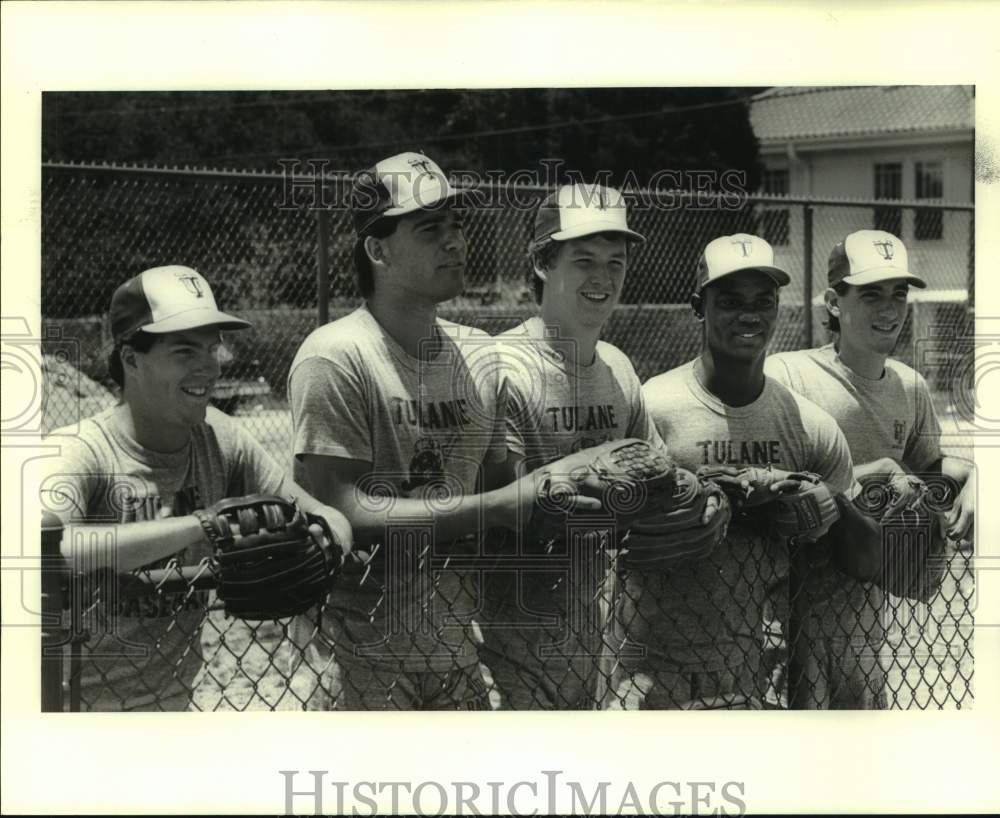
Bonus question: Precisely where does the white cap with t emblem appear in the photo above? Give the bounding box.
[696,233,791,290]
[110,265,251,341]
[828,229,926,288]
[530,183,646,249]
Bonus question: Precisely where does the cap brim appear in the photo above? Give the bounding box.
[142,308,252,334]
[550,223,647,245]
[702,265,791,289]
[382,187,469,218]
[840,268,927,288]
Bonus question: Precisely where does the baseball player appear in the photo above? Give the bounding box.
[764,229,975,708]
[480,183,663,709]
[287,152,597,710]
[41,266,352,711]
[604,233,884,709]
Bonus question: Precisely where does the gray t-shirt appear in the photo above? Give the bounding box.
[765,344,944,638]
[42,405,287,710]
[765,344,942,471]
[490,319,662,634]
[628,360,855,669]
[499,318,661,470]
[289,304,504,672]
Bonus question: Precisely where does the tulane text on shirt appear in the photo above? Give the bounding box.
[545,404,618,433]
[697,439,783,466]
[391,397,471,429]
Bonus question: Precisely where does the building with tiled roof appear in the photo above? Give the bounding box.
[751,85,973,146]
[748,86,973,299]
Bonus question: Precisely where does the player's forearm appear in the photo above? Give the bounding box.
[344,486,524,545]
[941,455,974,485]
[60,516,206,574]
[828,495,882,581]
[853,457,905,481]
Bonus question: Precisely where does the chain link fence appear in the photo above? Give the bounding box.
[42,503,973,711]
[40,162,974,711]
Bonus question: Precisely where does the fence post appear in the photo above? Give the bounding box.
[786,538,811,709]
[41,512,67,712]
[967,210,975,311]
[802,204,814,348]
[316,209,330,327]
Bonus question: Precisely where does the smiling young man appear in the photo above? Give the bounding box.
[42,266,352,711]
[479,183,662,709]
[765,229,975,708]
[604,233,881,709]
[286,152,590,710]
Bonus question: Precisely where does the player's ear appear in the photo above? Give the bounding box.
[824,287,841,318]
[690,291,705,321]
[531,254,549,282]
[120,344,138,371]
[364,235,386,267]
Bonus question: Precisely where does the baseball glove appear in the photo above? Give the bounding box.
[621,467,731,569]
[528,438,678,545]
[858,472,954,603]
[527,439,727,566]
[879,512,949,603]
[193,495,344,620]
[698,465,840,541]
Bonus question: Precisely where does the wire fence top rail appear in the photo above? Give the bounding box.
[41,161,974,211]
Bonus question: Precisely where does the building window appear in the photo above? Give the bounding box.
[874,162,902,236]
[759,168,789,246]
[914,161,944,240]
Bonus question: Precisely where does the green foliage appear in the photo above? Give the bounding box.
[43,89,765,187]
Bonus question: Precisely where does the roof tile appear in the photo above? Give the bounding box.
[750,86,973,141]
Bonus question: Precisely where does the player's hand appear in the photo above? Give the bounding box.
[313,506,354,558]
[945,470,975,542]
[489,469,604,532]
[702,488,725,525]
[698,464,815,507]
[882,473,929,521]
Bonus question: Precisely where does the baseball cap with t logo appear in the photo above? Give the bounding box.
[350,151,462,233]
[350,151,466,274]
[530,183,645,250]
[696,233,791,291]
[827,229,926,288]
[110,265,250,342]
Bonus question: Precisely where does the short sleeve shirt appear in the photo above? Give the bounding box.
[630,361,855,669]
[497,318,662,470]
[288,305,504,671]
[41,405,287,710]
[765,345,945,638]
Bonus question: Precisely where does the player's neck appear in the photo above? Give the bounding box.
[533,312,600,366]
[696,349,766,407]
[367,293,440,360]
[116,398,191,454]
[834,336,886,380]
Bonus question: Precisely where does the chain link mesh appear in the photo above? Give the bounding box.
[40,163,974,711]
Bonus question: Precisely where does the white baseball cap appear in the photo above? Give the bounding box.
[110,265,250,341]
[696,233,791,290]
[531,183,645,249]
[351,151,463,235]
[828,229,926,288]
